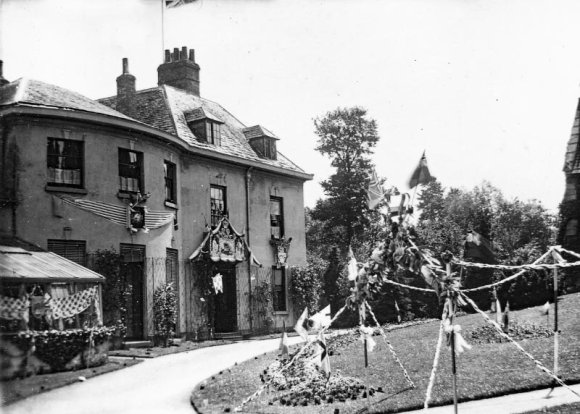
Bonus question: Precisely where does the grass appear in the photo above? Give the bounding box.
[191,292,580,414]
[0,358,142,406]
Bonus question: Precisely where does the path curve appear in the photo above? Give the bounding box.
[4,336,303,414]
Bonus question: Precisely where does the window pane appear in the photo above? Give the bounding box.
[210,185,227,226]
[46,138,83,187]
[270,197,284,238]
[119,149,142,192]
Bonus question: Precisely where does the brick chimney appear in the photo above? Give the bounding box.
[0,61,9,87]
[157,46,200,96]
[116,58,136,117]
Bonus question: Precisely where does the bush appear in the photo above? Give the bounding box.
[153,283,177,347]
[89,249,131,338]
[290,258,325,316]
[467,321,553,345]
[16,327,115,372]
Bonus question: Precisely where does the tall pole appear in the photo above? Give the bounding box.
[161,0,165,59]
[552,252,559,380]
[450,302,458,414]
[446,261,458,414]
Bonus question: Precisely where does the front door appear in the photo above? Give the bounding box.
[121,244,145,340]
[213,265,237,333]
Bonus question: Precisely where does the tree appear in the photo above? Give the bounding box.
[312,107,380,247]
[417,180,556,310]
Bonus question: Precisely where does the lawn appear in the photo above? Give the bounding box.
[191,292,580,414]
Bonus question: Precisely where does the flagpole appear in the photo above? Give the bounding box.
[552,252,559,382]
[161,0,165,59]
[446,262,459,414]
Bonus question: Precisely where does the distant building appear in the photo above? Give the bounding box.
[0,48,312,340]
[558,98,580,259]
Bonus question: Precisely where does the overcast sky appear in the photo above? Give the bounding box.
[2,0,580,212]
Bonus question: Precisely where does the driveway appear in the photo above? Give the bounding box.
[3,336,303,414]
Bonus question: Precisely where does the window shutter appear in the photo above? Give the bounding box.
[47,240,87,266]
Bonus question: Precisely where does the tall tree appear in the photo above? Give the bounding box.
[312,106,380,247]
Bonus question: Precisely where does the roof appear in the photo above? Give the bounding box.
[99,85,307,174]
[0,78,131,120]
[0,245,105,283]
[564,98,580,174]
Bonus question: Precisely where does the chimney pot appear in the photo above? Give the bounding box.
[164,49,171,63]
[0,60,8,87]
[157,45,200,96]
[122,58,129,74]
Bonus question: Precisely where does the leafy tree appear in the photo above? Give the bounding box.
[416,180,555,310]
[312,106,380,247]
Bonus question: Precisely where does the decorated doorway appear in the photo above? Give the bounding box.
[213,264,237,333]
[189,217,262,335]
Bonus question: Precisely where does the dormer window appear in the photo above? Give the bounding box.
[184,108,223,146]
[242,125,279,161]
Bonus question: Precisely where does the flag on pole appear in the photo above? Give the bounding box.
[294,308,309,340]
[347,247,358,281]
[408,151,433,188]
[367,169,386,210]
[502,301,510,333]
[317,332,331,378]
[165,0,197,7]
[310,305,332,331]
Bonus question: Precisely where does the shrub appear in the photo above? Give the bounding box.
[16,327,115,372]
[290,258,325,316]
[153,282,177,347]
[89,249,131,338]
[467,321,553,345]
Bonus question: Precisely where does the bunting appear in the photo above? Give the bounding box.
[51,286,98,320]
[0,295,30,321]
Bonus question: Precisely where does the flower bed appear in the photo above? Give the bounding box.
[0,327,115,380]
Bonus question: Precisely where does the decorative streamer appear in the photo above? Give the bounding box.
[460,292,580,400]
[424,320,445,410]
[234,304,348,411]
[365,301,415,388]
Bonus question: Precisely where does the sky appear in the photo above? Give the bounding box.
[2,0,580,212]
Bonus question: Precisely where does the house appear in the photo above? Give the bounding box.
[558,97,580,291]
[0,48,312,340]
[559,98,580,251]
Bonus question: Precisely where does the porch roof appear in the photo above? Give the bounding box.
[0,246,105,283]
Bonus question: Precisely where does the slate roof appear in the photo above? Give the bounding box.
[0,76,309,176]
[564,98,580,174]
[99,85,306,174]
[0,78,131,120]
